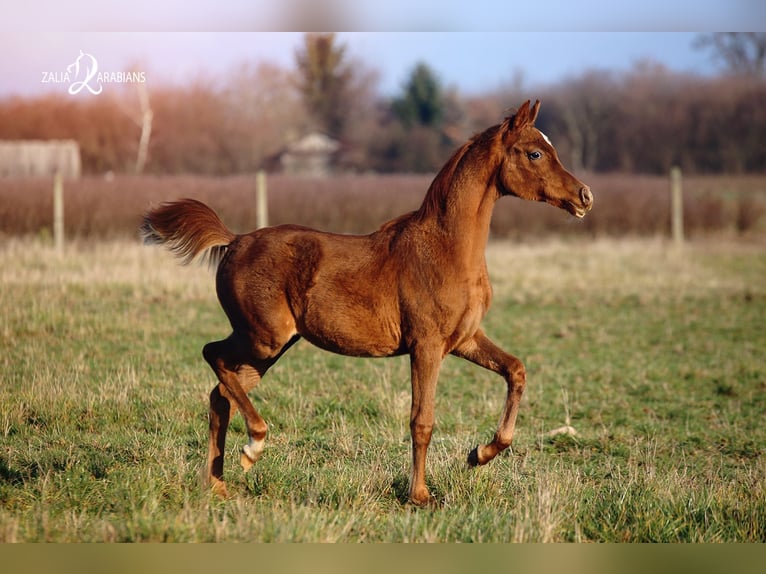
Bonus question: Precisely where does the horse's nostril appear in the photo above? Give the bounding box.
[580,187,593,207]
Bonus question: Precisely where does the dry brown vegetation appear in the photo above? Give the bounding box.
[1,51,764,177]
[1,172,764,241]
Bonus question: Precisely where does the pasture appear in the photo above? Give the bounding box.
[1,235,764,542]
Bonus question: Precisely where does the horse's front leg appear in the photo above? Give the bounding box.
[451,329,527,466]
[408,344,443,506]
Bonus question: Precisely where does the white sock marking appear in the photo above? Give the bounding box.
[243,437,265,461]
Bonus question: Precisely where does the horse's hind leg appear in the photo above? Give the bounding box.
[207,382,238,497]
[203,332,300,496]
[203,336,271,496]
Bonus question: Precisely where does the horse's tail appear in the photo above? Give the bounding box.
[141,198,236,268]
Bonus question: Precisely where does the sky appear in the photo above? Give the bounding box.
[1,1,764,98]
[0,33,724,98]
[2,0,763,32]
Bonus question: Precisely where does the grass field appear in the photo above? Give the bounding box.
[1,236,765,542]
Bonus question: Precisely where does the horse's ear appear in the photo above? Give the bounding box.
[529,100,541,124]
[502,100,541,141]
[510,100,532,130]
[509,99,540,131]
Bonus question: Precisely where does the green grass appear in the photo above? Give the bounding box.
[1,237,765,541]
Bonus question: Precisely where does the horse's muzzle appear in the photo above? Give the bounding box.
[571,186,594,218]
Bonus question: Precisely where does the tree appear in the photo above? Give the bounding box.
[133,80,153,174]
[695,33,766,77]
[294,33,353,137]
[371,62,456,173]
[222,61,308,171]
[391,62,445,129]
[543,70,616,173]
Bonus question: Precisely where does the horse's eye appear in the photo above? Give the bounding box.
[527,151,542,160]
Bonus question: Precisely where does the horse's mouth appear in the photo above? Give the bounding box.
[568,186,593,218]
[566,202,590,219]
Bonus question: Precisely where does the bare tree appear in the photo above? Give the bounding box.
[695,33,766,77]
[222,61,308,170]
[110,65,153,174]
[544,70,615,172]
[134,81,153,174]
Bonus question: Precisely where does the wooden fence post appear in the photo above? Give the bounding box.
[670,166,684,247]
[53,169,64,255]
[256,169,268,229]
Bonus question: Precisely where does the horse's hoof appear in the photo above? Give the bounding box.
[210,478,229,499]
[408,493,439,508]
[240,439,263,472]
[240,451,255,472]
[467,446,481,467]
[408,485,438,508]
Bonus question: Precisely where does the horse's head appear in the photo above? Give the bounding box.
[496,100,593,218]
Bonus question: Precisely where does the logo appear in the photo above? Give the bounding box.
[41,50,146,95]
[67,50,102,95]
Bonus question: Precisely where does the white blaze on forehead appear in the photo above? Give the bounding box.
[538,129,552,146]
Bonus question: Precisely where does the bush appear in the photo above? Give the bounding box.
[0,172,764,240]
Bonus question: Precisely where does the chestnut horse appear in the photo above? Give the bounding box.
[141,100,593,506]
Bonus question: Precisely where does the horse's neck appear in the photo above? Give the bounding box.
[448,182,497,265]
[416,151,499,266]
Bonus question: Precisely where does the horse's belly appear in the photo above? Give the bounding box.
[298,301,403,358]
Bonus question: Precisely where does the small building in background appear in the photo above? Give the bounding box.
[278,131,340,177]
[0,140,81,178]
